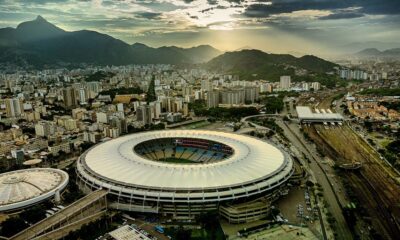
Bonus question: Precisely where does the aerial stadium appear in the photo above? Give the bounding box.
[77,130,294,223]
[0,168,69,212]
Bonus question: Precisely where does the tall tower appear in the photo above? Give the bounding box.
[5,98,23,117]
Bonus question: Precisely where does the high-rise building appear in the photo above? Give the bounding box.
[244,86,260,103]
[5,98,24,117]
[86,81,101,99]
[280,76,291,90]
[194,90,203,100]
[207,91,220,108]
[64,119,77,131]
[11,149,24,165]
[302,82,310,91]
[154,101,162,119]
[201,79,212,92]
[183,102,189,116]
[35,121,56,137]
[62,87,77,108]
[311,82,321,91]
[220,88,245,105]
[182,85,193,96]
[96,112,108,124]
[137,105,152,125]
[78,88,87,105]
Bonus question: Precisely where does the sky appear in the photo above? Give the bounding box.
[0,0,399,55]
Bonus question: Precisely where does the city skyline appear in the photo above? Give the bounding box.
[1,0,399,55]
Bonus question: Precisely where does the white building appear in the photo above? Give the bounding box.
[280,76,291,90]
[35,121,56,137]
[5,98,24,117]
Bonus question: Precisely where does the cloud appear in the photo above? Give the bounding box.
[319,12,364,20]
[243,0,400,18]
[136,11,162,20]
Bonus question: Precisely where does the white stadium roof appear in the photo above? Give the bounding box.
[81,130,289,190]
[0,168,69,211]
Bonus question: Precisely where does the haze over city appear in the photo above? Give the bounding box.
[1,0,400,55]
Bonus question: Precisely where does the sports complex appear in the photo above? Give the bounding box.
[0,168,69,212]
[77,130,294,223]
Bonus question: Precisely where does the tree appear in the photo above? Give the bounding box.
[175,226,191,240]
[20,205,46,224]
[0,216,28,237]
[364,120,373,132]
[264,96,284,113]
[146,75,157,103]
[196,211,219,239]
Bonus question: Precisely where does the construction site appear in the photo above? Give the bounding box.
[303,123,400,239]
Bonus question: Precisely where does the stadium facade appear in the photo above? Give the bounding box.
[77,130,294,223]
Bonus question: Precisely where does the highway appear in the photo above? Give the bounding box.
[242,113,353,240]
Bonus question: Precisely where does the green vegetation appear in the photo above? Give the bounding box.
[254,118,285,137]
[195,211,225,240]
[202,107,259,120]
[99,87,143,100]
[359,88,400,96]
[190,100,259,120]
[293,74,345,89]
[379,139,400,169]
[159,211,226,240]
[206,49,338,81]
[84,71,115,82]
[182,121,210,129]
[381,101,400,111]
[146,75,157,103]
[127,123,165,134]
[0,216,28,237]
[62,166,85,204]
[264,95,284,113]
[0,205,47,237]
[20,205,46,223]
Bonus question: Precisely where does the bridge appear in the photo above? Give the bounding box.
[10,189,108,240]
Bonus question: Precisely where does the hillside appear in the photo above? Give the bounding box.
[205,49,338,81]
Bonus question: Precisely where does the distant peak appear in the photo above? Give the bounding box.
[36,15,46,22]
[132,42,148,47]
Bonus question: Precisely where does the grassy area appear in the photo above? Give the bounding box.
[192,227,225,240]
[165,226,225,240]
[160,157,195,164]
[182,121,210,129]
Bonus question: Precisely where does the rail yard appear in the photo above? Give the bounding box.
[304,123,400,239]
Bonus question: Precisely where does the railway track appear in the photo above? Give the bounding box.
[307,124,400,239]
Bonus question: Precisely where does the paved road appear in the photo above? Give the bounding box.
[277,120,352,240]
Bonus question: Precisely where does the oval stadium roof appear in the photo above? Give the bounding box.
[81,130,289,190]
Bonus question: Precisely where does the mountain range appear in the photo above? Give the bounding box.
[0,16,339,77]
[354,48,400,60]
[339,41,400,53]
[0,16,221,67]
